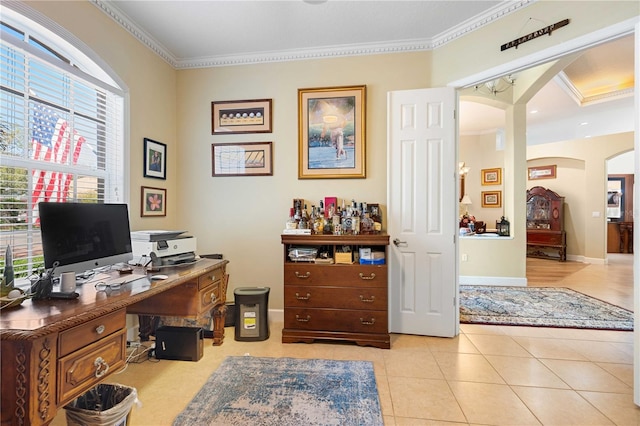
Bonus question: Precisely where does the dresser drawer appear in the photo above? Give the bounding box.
[57,330,126,406]
[58,310,126,358]
[284,264,387,287]
[285,286,387,310]
[284,308,387,334]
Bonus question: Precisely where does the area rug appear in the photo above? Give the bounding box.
[173,356,383,426]
[460,286,634,331]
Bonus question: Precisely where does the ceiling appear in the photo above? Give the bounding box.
[97,1,635,143]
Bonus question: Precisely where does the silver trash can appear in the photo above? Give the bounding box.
[234,287,270,341]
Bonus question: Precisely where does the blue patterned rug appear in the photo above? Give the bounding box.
[460,286,633,331]
[173,356,383,426]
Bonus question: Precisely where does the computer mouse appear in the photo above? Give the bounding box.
[151,274,168,280]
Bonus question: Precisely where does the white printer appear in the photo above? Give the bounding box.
[131,230,197,265]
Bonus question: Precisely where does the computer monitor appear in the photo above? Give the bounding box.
[39,202,134,276]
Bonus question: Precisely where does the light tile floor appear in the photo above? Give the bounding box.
[50,257,639,425]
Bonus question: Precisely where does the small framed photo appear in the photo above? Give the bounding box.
[211,142,273,177]
[481,191,502,208]
[528,165,557,180]
[141,186,166,217]
[481,168,502,185]
[212,99,272,134]
[298,85,366,179]
[143,138,166,180]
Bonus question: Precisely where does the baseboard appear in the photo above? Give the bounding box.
[459,275,527,286]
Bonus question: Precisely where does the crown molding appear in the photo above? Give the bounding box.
[93,0,534,69]
[555,72,634,107]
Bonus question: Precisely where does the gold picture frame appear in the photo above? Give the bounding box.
[481,191,502,208]
[298,85,366,179]
[211,142,273,177]
[211,99,272,134]
[481,168,502,185]
[141,186,166,217]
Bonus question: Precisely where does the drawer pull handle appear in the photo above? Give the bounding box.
[94,357,110,378]
[296,315,311,322]
[360,318,376,326]
[210,275,216,281]
[295,293,311,300]
[359,272,376,280]
[95,325,106,335]
[295,271,311,279]
[360,295,375,303]
[210,293,217,303]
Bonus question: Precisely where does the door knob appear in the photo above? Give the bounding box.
[393,238,407,247]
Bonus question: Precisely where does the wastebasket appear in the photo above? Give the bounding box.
[234,287,270,341]
[64,383,137,426]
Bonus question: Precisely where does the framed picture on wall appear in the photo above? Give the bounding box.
[211,142,273,176]
[298,85,366,179]
[211,99,272,134]
[141,186,166,217]
[481,191,502,208]
[528,165,556,180]
[481,168,502,185]
[143,138,166,180]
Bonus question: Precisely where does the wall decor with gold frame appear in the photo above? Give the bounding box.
[528,165,556,180]
[481,191,502,208]
[141,186,166,217]
[481,168,502,185]
[298,85,366,179]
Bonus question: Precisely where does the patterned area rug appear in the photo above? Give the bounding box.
[460,286,634,331]
[173,356,383,426]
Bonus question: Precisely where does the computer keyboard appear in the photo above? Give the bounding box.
[105,273,148,285]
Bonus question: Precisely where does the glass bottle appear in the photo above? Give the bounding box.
[285,208,297,230]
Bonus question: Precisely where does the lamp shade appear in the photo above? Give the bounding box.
[461,194,472,205]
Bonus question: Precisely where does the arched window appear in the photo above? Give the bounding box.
[1,7,126,281]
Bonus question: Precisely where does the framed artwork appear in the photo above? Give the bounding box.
[481,191,502,208]
[528,165,557,180]
[211,99,272,134]
[211,142,273,177]
[143,138,166,180]
[141,186,166,217]
[298,85,366,179]
[481,168,502,185]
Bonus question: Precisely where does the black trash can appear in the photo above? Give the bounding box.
[64,383,137,426]
[234,287,270,341]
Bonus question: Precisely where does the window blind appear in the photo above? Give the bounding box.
[1,21,125,282]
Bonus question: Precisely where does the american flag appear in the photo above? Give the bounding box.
[31,103,86,213]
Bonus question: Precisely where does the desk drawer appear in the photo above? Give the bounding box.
[285,286,387,310]
[199,281,220,313]
[284,308,387,334]
[199,267,224,290]
[57,330,126,406]
[58,310,126,357]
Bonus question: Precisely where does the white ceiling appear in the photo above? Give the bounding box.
[97,0,635,143]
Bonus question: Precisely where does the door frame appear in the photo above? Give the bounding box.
[449,18,640,405]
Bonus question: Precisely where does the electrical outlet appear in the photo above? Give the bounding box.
[461,254,468,262]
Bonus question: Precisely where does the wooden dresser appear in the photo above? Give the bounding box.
[1,258,227,426]
[526,186,566,261]
[281,234,390,349]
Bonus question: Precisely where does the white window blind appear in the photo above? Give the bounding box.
[1,19,125,281]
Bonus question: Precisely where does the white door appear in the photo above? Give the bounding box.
[387,88,458,337]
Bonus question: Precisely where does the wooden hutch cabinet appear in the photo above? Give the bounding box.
[526,186,566,261]
[281,234,390,349]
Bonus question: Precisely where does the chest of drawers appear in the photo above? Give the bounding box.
[281,234,390,349]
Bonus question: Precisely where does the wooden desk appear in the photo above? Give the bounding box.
[1,258,228,426]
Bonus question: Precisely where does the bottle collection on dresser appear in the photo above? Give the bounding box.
[285,196,382,236]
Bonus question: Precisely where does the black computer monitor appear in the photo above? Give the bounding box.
[38,202,133,276]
